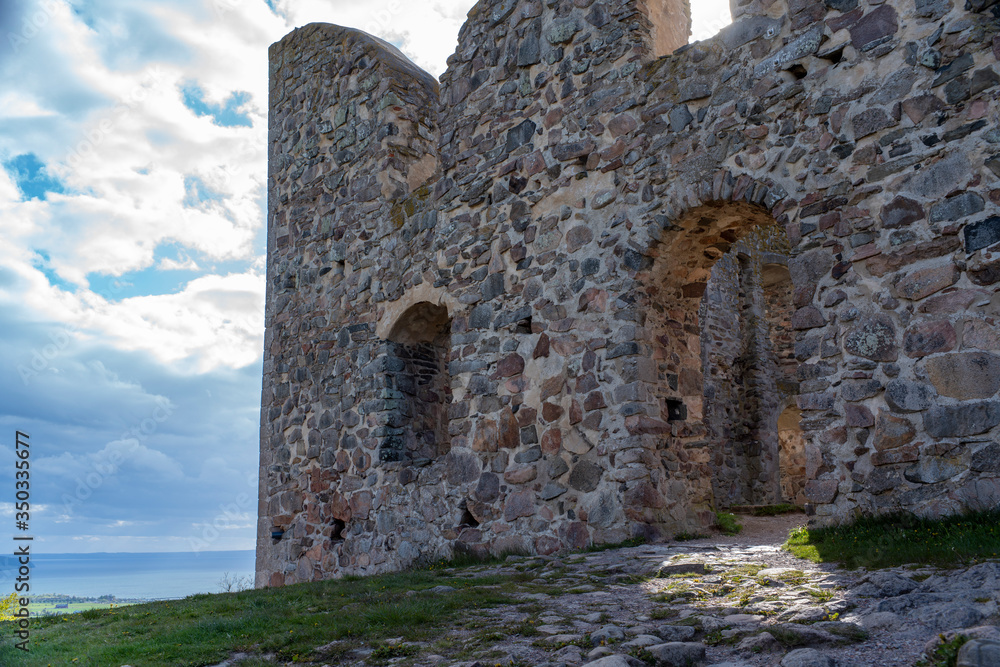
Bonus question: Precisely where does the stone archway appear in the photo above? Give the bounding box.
[632,195,800,527]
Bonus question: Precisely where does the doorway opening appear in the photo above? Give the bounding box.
[638,202,798,516]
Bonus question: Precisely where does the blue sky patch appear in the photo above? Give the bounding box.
[86,243,254,302]
[68,0,191,69]
[183,175,226,207]
[4,153,66,201]
[31,251,76,292]
[181,84,253,128]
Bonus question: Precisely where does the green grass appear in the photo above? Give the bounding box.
[916,634,969,667]
[674,531,708,541]
[783,510,1000,569]
[715,512,742,536]
[0,562,525,666]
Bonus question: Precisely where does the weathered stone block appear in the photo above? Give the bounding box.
[903,320,956,358]
[845,404,875,427]
[929,192,985,223]
[880,196,925,229]
[925,352,1000,400]
[506,120,537,152]
[852,108,896,139]
[873,410,916,451]
[970,442,1000,473]
[895,266,958,301]
[569,461,603,493]
[845,315,898,361]
[504,489,536,521]
[866,467,903,494]
[924,401,1000,439]
[885,380,936,412]
[872,444,919,466]
[792,306,826,330]
[904,458,963,484]
[850,5,898,52]
[805,479,839,503]
[965,217,1000,253]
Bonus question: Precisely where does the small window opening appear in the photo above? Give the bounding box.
[271,528,285,541]
[331,518,346,543]
[458,499,480,528]
[515,317,533,334]
[666,399,687,422]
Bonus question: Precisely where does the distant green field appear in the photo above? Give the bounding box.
[32,601,129,616]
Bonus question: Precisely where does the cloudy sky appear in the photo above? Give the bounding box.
[0,0,731,555]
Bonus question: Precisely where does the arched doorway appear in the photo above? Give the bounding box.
[633,199,799,528]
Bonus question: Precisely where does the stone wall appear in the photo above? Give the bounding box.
[257,0,1000,586]
[701,225,799,508]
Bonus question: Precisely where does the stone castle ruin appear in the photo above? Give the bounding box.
[256,0,1000,586]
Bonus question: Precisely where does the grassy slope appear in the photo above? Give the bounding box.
[0,563,529,667]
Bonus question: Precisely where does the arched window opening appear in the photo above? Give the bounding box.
[691,1,734,44]
[378,302,452,463]
[646,0,734,55]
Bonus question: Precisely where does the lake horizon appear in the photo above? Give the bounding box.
[1,550,257,601]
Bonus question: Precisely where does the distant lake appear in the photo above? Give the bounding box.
[0,550,256,600]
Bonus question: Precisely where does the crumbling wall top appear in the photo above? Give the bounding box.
[269,22,439,95]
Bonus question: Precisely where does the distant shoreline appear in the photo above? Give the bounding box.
[2,550,256,601]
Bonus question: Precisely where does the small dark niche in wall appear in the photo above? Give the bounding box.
[787,64,808,80]
[515,317,533,334]
[666,399,687,422]
[458,500,480,528]
[819,45,845,65]
[319,261,346,278]
[331,518,346,543]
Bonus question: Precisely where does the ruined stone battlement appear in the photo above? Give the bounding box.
[258,0,1000,586]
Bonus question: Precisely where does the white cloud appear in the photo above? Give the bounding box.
[158,255,200,271]
[0,91,58,118]
[692,0,733,42]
